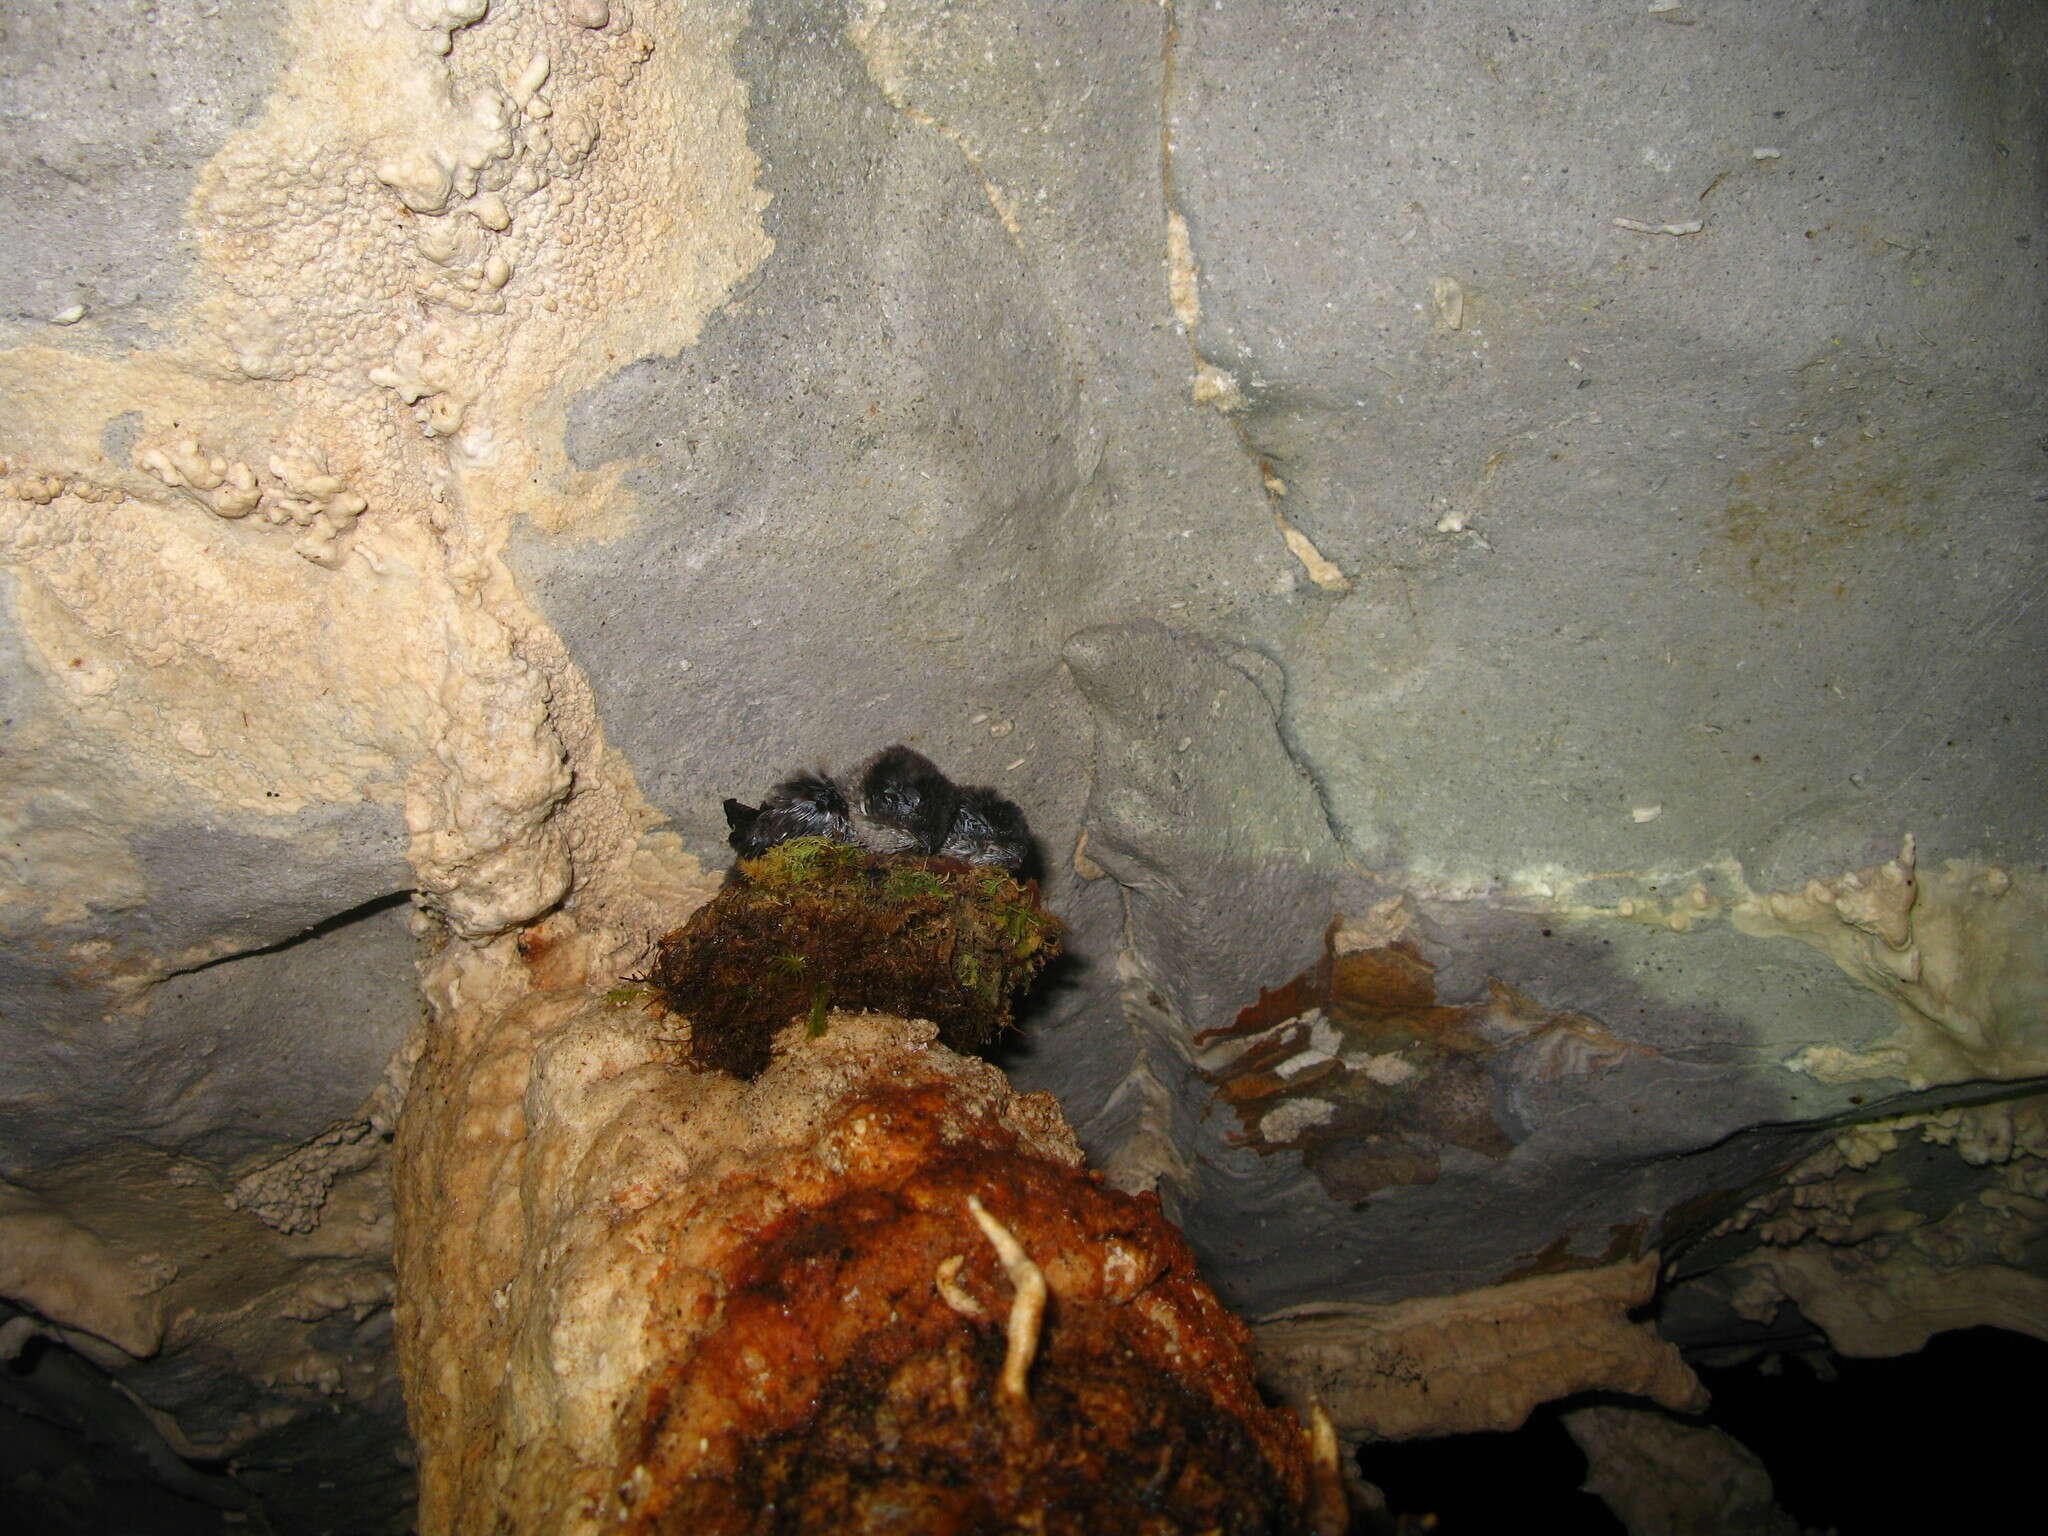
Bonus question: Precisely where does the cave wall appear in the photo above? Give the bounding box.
[1,0,2043,1528]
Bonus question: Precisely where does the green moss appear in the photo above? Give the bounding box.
[751,836,865,887]
[881,866,948,903]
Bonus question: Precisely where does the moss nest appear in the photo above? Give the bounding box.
[648,838,1064,1079]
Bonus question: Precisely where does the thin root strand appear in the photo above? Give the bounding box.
[966,1194,1047,1408]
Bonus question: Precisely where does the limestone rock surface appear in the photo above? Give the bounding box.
[1,0,2044,1528]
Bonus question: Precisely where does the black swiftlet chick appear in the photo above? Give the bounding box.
[853,745,960,856]
[940,784,1034,873]
[724,770,853,858]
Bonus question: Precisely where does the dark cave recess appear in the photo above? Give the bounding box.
[0,1318,412,1536]
[1694,1327,2046,1535]
[1354,1327,2047,1535]
[6,1319,2044,1532]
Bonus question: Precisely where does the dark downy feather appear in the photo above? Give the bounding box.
[726,770,852,857]
[941,784,1034,872]
[854,745,960,856]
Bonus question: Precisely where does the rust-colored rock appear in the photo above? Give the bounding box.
[394,939,1324,1535]
[627,1088,1309,1534]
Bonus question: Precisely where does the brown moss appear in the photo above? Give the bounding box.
[646,839,1063,1078]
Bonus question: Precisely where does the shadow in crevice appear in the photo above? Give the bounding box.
[1351,1327,2048,1535]
[153,890,414,983]
[0,1311,266,1534]
[1352,1394,1623,1536]
[1693,1326,2048,1534]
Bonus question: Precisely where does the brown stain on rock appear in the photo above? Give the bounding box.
[1201,922,1651,1206]
[1708,427,1940,608]
[1498,1221,1646,1285]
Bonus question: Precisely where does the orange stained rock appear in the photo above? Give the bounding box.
[397,993,1326,1536]
[620,1081,1315,1534]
